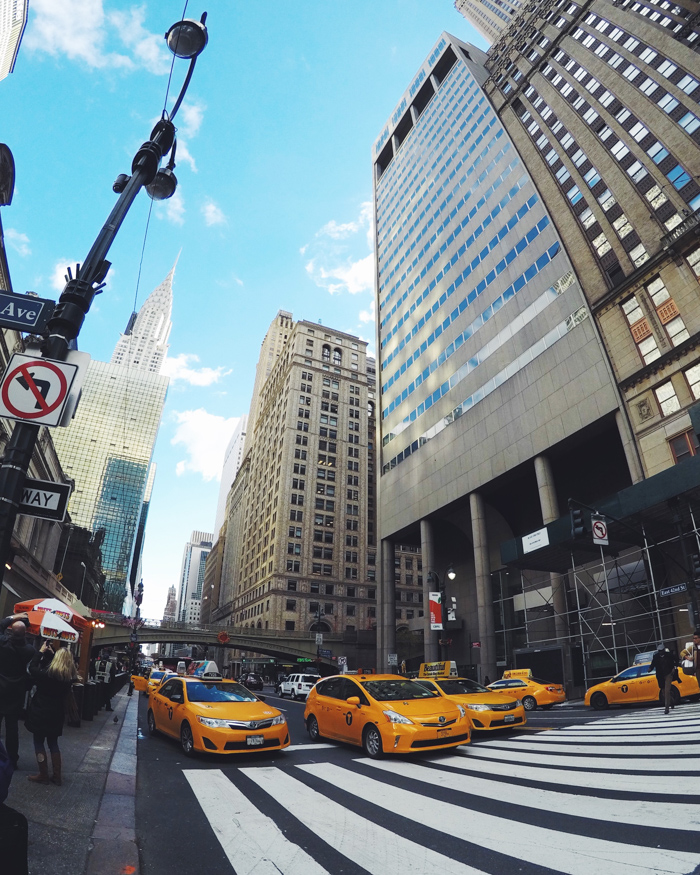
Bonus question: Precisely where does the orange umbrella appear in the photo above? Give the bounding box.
[14,597,90,633]
[22,610,80,644]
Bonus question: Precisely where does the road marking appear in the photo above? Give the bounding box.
[242,767,480,875]
[444,753,698,796]
[460,744,695,772]
[285,743,334,751]
[297,763,700,875]
[182,769,328,875]
[539,730,700,742]
[475,738,700,756]
[356,757,699,831]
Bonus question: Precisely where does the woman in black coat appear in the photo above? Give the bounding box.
[25,644,77,786]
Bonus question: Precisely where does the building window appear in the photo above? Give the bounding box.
[655,381,681,417]
[346,605,356,616]
[621,296,660,364]
[325,584,334,595]
[347,586,356,598]
[287,579,297,591]
[285,621,296,631]
[345,567,358,579]
[286,561,300,573]
[670,430,699,463]
[368,606,376,618]
[286,600,296,611]
[685,364,700,401]
[686,246,700,279]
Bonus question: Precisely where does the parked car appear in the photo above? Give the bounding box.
[278,673,319,700]
[240,672,264,691]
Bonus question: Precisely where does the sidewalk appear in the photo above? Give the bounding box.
[5,688,139,875]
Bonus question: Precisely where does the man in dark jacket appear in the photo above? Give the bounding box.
[651,642,676,714]
[0,614,35,768]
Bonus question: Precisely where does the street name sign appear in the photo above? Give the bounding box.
[0,290,55,333]
[318,648,332,658]
[18,477,71,521]
[388,653,398,666]
[659,583,687,598]
[0,351,89,427]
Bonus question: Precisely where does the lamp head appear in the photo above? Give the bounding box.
[165,17,208,59]
[447,565,456,581]
[146,167,178,201]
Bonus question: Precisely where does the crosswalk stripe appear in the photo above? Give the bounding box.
[476,737,700,756]
[442,752,698,795]
[182,769,329,875]
[459,744,695,771]
[537,730,700,742]
[355,757,699,831]
[296,762,700,875]
[241,766,483,875]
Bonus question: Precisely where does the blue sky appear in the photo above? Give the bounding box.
[1,1,484,618]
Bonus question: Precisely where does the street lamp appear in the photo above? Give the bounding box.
[0,14,209,581]
[78,561,87,603]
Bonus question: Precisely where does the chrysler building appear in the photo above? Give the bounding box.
[111,263,174,373]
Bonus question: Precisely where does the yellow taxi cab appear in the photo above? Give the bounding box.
[585,660,700,710]
[131,669,150,694]
[147,667,289,756]
[415,675,527,730]
[143,668,175,696]
[488,669,566,711]
[303,673,471,758]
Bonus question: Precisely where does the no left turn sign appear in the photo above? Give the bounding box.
[591,514,609,546]
[0,354,80,427]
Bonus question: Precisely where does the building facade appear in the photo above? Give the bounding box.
[162,584,177,622]
[214,314,378,670]
[213,414,248,538]
[373,33,637,685]
[176,530,213,625]
[0,0,27,82]
[52,270,172,610]
[455,0,523,44]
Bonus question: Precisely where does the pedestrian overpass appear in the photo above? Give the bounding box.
[92,616,377,668]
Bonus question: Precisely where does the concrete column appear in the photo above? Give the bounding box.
[420,519,439,662]
[469,492,496,682]
[534,455,568,642]
[380,538,396,672]
[615,409,645,484]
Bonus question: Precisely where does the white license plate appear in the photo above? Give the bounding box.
[504,715,515,723]
[437,728,451,738]
[247,735,265,746]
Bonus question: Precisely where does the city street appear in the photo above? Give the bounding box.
[135,690,700,875]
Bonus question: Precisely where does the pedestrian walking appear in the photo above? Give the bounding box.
[0,613,35,770]
[25,643,80,786]
[0,738,28,875]
[680,630,700,690]
[650,642,676,714]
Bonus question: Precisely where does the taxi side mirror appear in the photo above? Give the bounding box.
[346,696,361,707]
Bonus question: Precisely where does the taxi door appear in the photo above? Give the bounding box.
[131,673,149,693]
[633,665,658,703]
[608,666,643,704]
[313,678,345,739]
[335,678,371,745]
[153,679,185,737]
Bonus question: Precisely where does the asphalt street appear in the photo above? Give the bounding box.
[134,690,700,875]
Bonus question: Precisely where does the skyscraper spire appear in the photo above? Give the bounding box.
[111,260,175,374]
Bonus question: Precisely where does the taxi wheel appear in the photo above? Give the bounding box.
[590,692,608,710]
[522,696,537,711]
[147,709,158,736]
[362,725,383,759]
[307,715,323,742]
[180,722,196,757]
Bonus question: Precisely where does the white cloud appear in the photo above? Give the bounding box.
[50,259,77,291]
[162,353,231,386]
[156,188,185,225]
[171,409,240,481]
[25,0,168,72]
[5,229,31,257]
[202,200,227,226]
[179,102,206,138]
[359,299,376,325]
[174,139,197,173]
[302,202,375,295]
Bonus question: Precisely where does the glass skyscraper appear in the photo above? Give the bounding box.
[53,269,172,610]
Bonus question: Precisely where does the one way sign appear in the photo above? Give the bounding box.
[18,478,72,521]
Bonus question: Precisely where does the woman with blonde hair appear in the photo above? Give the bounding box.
[25,642,80,786]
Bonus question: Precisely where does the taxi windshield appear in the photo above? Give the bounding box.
[437,678,490,695]
[149,671,165,681]
[361,679,438,701]
[187,682,257,703]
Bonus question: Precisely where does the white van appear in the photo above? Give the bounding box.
[278,673,319,700]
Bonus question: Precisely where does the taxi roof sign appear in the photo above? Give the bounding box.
[419,661,458,678]
[502,668,532,679]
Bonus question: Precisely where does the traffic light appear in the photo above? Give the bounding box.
[570,505,586,539]
[691,554,700,580]
[135,581,144,607]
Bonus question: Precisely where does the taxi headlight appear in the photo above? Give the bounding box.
[458,705,467,718]
[197,716,231,728]
[271,714,286,725]
[466,704,491,712]
[382,709,414,725]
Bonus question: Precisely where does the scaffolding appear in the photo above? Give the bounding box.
[493,505,698,689]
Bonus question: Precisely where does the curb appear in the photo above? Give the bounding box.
[85,693,139,875]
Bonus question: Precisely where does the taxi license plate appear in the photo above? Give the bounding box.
[504,715,515,723]
[247,735,265,746]
[437,728,450,738]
